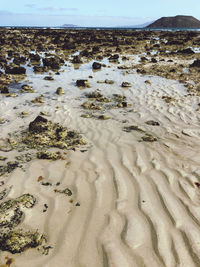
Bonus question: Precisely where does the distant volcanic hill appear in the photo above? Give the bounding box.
[147,15,200,28]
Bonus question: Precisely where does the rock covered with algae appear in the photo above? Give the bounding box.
[0,194,46,254]
[0,229,44,254]
[22,115,86,150]
[0,162,20,177]
[37,150,64,160]
[0,194,36,229]
[0,116,86,176]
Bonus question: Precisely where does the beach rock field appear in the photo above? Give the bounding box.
[0,28,200,267]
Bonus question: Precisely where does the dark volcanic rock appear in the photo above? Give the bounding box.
[108,54,119,61]
[151,58,157,63]
[177,48,195,54]
[92,62,101,70]
[44,76,54,81]
[29,53,41,62]
[42,57,64,70]
[5,66,26,75]
[0,86,9,94]
[71,55,83,64]
[76,79,91,87]
[121,82,131,88]
[29,116,48,133]
[147,15,200,28]
[190,59,200,68]
[13,56,26,65]
[33,66,46,72]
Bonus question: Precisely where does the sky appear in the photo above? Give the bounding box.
[0,0,200,27]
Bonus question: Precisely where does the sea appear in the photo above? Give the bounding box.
[0,26,200,31]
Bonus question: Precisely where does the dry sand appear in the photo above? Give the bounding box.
[1,58,200,267]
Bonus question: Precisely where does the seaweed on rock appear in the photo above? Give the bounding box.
[0,194,46,254]
[0,229,44,254]
[0,194,36,229]
[22,116,86,150]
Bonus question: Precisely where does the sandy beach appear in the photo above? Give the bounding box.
[0,29,200,267]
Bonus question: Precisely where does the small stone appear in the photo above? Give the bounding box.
[56,87,64,95]
[71,55,83,64]
[145,120,160,126]
[105,79,114,84]
[0,156,7,161]
[81,102,102,110]
[31,97,44,104]
[151,58,157,63]
[145,80,151,85]
[121,82,131,88]
[123,125,144,133]
[19,111,29,119]
[76,79,91,88]
[92,62,101,70]
[162,96,176,104]
[81,114,91,118]
[44,76,54,81]
[43,204,48,212]
[40,111,49,116]
[97,115,110,120]
[108,54,119,61]
[141,135,157,142]
[20,85,35,93]
[85,91,103,99]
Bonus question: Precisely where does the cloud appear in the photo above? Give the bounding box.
[25,4,36,8]
[38,7,78,12]
[0,10,13,15]
[25,4,78,12]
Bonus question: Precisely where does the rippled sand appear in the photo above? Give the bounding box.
[1,58,200,267]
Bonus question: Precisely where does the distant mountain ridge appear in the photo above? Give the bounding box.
[62,24,79,28]
[147,15,200,28]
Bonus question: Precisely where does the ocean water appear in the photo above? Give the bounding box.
[0,26,200,31]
